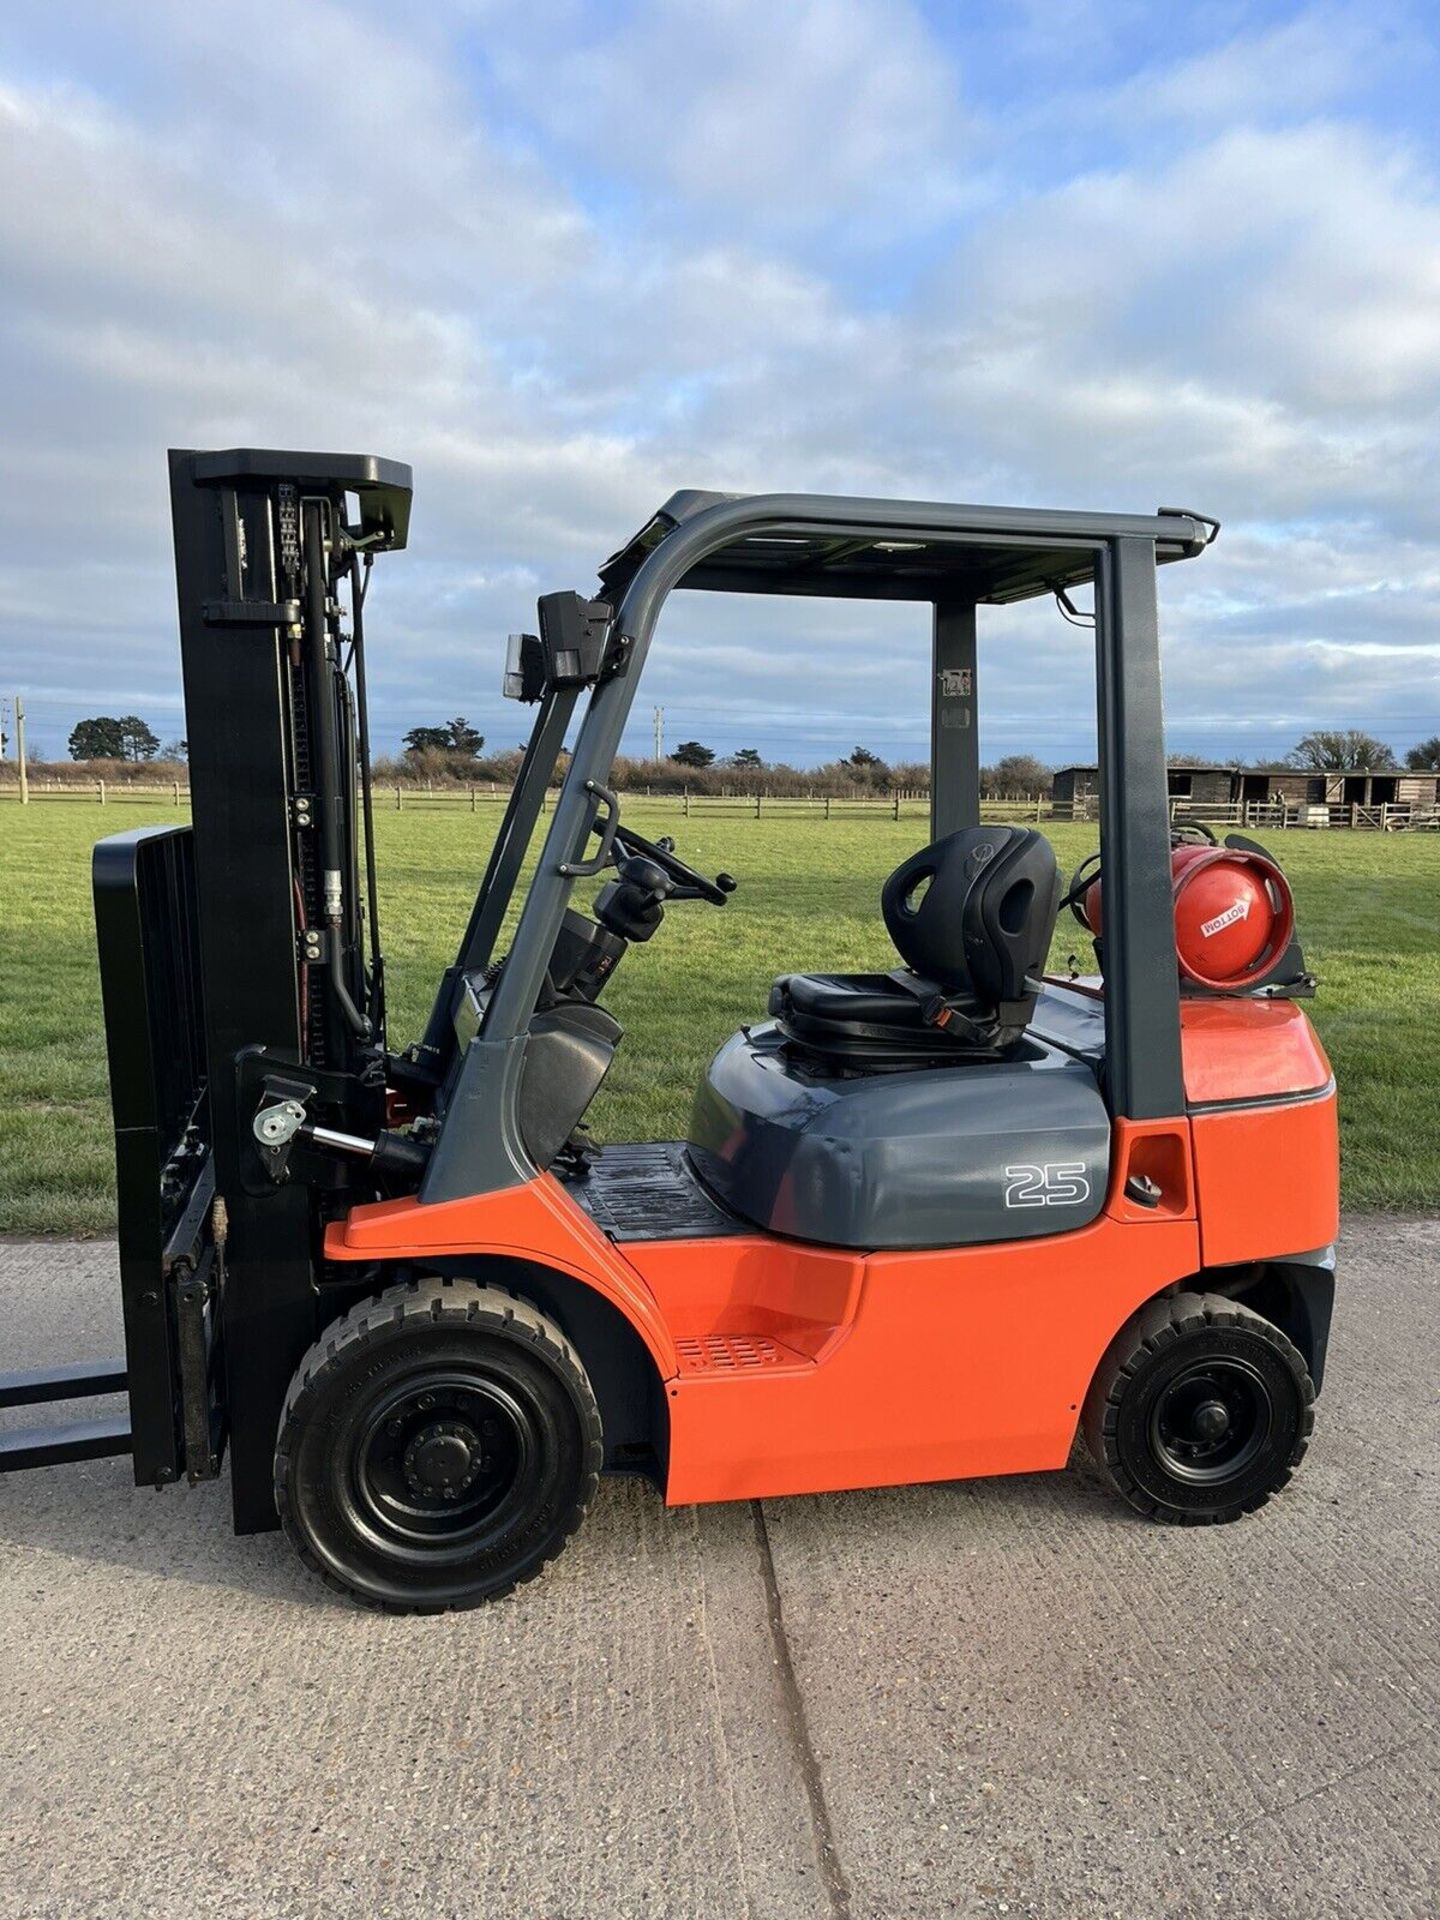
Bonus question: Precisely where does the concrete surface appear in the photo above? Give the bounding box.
[0,1218,1435,1920]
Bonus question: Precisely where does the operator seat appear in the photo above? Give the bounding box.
[770,826,1061,1065]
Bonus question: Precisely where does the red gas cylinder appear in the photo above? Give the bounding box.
[1083,845,1295,991]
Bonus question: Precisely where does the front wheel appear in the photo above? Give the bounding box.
[275,1278,602,1611]
[1082,1291,1314,1524]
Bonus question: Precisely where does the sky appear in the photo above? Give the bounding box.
[1,0,1438,771]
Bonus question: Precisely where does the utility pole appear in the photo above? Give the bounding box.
[15,694,28,805]
[653,706,664,762]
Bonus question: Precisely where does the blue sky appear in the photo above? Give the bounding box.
[1,0,1438,768]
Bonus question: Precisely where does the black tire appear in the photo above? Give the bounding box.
[1082,1290,1314,1524]
[275,1277,602,1612]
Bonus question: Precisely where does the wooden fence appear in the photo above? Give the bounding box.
[1165,797,1440,832]
[3,780,1437,830]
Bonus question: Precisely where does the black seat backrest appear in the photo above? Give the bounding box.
[881,826,1060,1006]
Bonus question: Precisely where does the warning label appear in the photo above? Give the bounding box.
[1200,898,1250,939]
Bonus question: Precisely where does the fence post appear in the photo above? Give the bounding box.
[755,792,762,819]
[470,787,476,813]
[825,795,831,821]
[97,779,105,806]
[684,788,690,818]
[892,790,900,821]
[396,786,402,810]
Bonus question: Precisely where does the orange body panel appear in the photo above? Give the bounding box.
[1052,978,1333,1108]
[325,996,1336,1511]
[323,1174,678,1375]
[655,1213,1202,1504]
[1179,995,1333,1106]
[1192,1088,1339,1267]
[1181,995,1337,1265]
[620,1234,863,1362]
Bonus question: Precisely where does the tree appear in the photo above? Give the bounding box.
[1287,729,1396,772]
[728,747,763,769]
[161,738,189,762]
[67,715,158,761]
[69,716,128,760]
[403,725,454,756]
[989,754,1051,794]
[117,716,160,761]
[403,719,485,760]
[671,740,715,768]
[1406,736,1440,770]
[446,716,484,758]
[846,745,883,768]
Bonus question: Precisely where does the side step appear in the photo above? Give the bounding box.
[0,1360,131,1473]
[674,1334,811,1375]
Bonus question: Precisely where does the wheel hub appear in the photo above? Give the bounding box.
[403,1420,484,1501]
[1150,1358,1274,1484]
[1191,1398,1231,1443]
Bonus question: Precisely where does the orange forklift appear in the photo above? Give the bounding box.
[0,452,1339,1610]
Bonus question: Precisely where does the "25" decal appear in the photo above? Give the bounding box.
[1003,1162,1091,1209]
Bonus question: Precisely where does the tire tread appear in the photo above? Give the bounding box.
[274,1276,602,1613]
[1082,1290,1315,1526]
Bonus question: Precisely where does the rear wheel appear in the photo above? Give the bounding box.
[275,1277,602,1611]
[1082,1290,1314,1524]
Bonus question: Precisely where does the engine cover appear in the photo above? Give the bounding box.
[688,1022,1111,1251]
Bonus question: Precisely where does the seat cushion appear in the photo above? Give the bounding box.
[783,972,927,1026]
[770,970,994,1066]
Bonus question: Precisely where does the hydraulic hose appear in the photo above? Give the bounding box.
[303,502,369,1040]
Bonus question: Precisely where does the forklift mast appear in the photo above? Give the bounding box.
[98,451,412,1528]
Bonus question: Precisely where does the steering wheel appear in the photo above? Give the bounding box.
[1060,820,1218,926]
[1060,850,1104,926]
[612,822,737,905]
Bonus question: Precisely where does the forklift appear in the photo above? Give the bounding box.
[0,450,1339,1611]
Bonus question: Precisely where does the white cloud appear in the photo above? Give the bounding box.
[480,0,973,245]
[0,0,1438,765]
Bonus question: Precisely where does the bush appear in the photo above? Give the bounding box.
[0,757,190,788]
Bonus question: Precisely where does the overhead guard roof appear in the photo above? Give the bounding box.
[598,490,1217,605]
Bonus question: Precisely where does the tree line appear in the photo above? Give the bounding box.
[50,713,1440,792]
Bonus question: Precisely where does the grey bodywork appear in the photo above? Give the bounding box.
[689,1022,1111,1251]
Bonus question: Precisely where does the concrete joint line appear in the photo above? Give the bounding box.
[749,1501,853,1920]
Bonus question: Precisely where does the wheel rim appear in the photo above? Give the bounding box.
[1148,1357,1274,1485]
[338,1367,548,1562]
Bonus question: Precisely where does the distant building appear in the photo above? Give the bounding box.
[1052,764,1440,820]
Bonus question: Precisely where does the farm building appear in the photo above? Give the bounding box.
[1052,764,1440,824]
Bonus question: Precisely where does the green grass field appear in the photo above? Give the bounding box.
[1,800,1435,1232]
